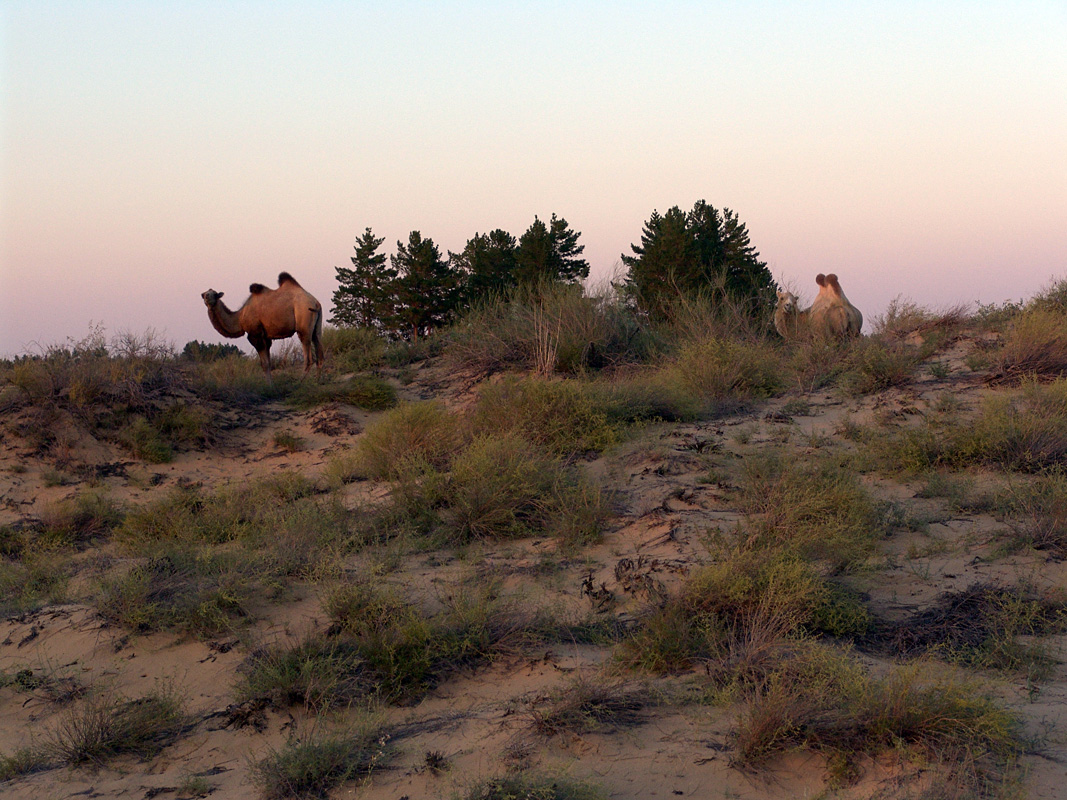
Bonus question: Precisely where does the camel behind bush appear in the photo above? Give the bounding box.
[201,272,323,382]
[775,273,863,340]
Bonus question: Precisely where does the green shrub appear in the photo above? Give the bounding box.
[356,401,461,480]
[448,282,657,375]
[285,375,397,411]
[34,685,186,768]
[95,549,258,636]
[735,451,885,570]
[321,326,388,372]
[251,721,393,800]
[662,337,784,407]
[470,377,621,455]
[444,434,561,541]
[461,773,608,800]
[734,650,1024,794]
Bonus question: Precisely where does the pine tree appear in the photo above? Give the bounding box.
[621,200,775,320]
[450,228,519,303]
[331,228,396,329]
[514,214,589,286]
[391,231,460,340]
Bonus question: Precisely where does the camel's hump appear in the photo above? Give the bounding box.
[278,272,301,287]
[249,283,268,294]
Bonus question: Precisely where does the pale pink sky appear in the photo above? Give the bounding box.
[2,2,1065,356]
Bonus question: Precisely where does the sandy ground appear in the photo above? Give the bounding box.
[2,335,1067,799]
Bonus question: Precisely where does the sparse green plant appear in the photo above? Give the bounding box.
[735,450,885,570]
[285,375,397,411]
[461,772,608,800]
[526,675,648,737]
[470,377,621,456]
[356,401,461,480]
[732,646,1024,795]
[274,430,304,452]
[837,336,927,396]
[28,684,188,769]
[250,719,393,800]
[990,306,1067,385]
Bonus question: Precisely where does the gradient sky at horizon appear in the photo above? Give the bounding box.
[2,1,1065,357]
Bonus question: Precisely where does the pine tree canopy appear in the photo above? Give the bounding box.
[621,200,776,320]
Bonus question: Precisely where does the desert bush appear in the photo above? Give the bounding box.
[95,548,259,636]
[884,582,1067,678]
[872,380,1067,474]
[0,552,69,615]
[35,489,124,549]
[470,377,621,455]
[837,336,928,396]
[0,684,191,776]
[990,306,1067,385]
[119,472,326,549]
[461,772,608,800]
[617,545,869,679]
[526,675,649,737]
[283,581,537,703]
[237,635,369,710]
[448,282,656,375]
[251,720,393,800]
[733,649,1024,794]
[443,434,563,541]
[735,451,885,570]
[874,297,969,343]
[355,401,462,480]
[320,325,388,372]
[659,337,784,409]
[1000,471,1067,553]
[285,374,397,411]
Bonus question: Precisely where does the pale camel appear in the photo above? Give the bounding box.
[774,274,863,340]
[201,272,324,381]
[774,290,809,339]
[809,273,863,338]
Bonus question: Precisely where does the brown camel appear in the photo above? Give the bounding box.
[201,272,323,381]
[774,274,863,340]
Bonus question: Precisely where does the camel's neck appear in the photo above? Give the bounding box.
[207,301,245,338]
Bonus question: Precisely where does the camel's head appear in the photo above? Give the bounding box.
[201,289,224,308]
[775,290,800,314]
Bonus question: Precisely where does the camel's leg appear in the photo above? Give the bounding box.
[298,331,314,378]
[250,334,272,384]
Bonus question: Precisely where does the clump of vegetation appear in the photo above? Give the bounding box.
[353,401,462,480]
[95,548,259,636]
[733,647,1025,794]
[1000,471,1067,553]
[240,581,535,706]
[33,489,124,549]
[616,547,869,677]
[0,685,187,778]
[251,720,393,800]
[470,378,622,456]
[865,378,1067,474]
[657,336,784,411]
[462,772,608,800]
[320,325,389,372]
[448,282,656,375]
[284,374,397,411]
[882,582,1067,678]
[735,451,885,570]
[526,675,649,738]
